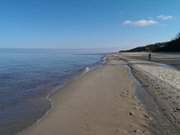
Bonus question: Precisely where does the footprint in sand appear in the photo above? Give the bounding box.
[120,90,129,97]
[114,128,128,135]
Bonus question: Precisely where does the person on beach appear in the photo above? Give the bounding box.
[148,53,151,61]
[145,47,152,61]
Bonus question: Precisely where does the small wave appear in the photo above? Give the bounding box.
[84,67,90,72]
[101,56,107,64]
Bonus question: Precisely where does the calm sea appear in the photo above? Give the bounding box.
[0,49,104,135]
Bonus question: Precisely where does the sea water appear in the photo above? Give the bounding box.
[0,48,104,135]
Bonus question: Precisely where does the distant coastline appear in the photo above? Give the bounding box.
[120,33,180,52]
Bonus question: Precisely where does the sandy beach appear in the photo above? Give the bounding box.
[18,55,153,135]
[18,53,180,135]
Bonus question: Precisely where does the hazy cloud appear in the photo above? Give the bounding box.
[123,15,174,28]
[157,15,174,20]
[123,19,158,27]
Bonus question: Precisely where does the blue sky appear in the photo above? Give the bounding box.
[0,0,179,50]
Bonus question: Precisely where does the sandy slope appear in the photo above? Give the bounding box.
[19,57,152,135]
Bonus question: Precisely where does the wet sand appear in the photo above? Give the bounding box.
[18,55,153,135]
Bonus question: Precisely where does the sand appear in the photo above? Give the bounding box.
[134,63,180,90]
[18,55,152,135]
[121,52,180,70]
[120,52,180,134]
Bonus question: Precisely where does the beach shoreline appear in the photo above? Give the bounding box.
[0,49,104,135]
[15,58,104,135]
[18,54,155,135]
[17,52,180,135]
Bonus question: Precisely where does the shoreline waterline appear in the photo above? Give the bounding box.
[18,54,157,135]
[15,55,105,135]
[17,58,105,135]
[0,49,105,135]
[7,52,180,135]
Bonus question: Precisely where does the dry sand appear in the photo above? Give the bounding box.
[18,55,152,135]
[120,52,180,134]
[133,62,180,90]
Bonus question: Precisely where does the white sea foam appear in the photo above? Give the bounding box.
[85,67,90,72]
